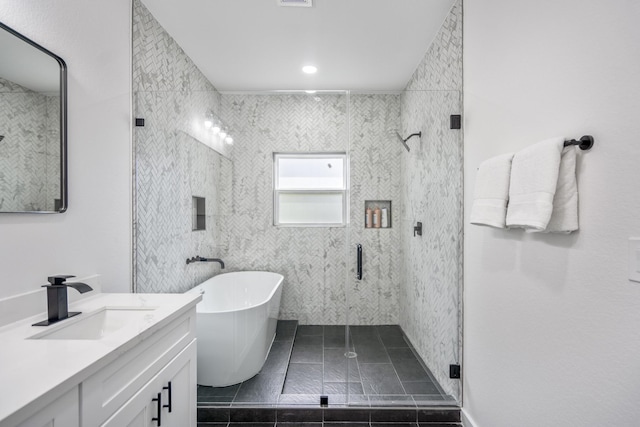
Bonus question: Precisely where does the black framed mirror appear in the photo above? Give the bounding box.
[0,21,67,213]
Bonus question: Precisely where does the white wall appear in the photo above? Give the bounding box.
[0,1,132,297]
[464,1,640,426]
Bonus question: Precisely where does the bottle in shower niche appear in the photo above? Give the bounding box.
[365,207,373,228]
[381,207,389,228]
[373,207,381,228]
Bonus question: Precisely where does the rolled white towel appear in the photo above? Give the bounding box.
[470,152,515,229]
[506,137,564,231]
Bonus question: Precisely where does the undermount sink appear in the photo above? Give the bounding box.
[29,307,157,340]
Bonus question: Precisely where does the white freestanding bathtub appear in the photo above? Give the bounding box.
[187,271,284,387]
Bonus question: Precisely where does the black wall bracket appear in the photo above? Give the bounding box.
[450,115,461,130]
[135,118,145,127]
[320,395,328,407]
[413,222,423,237]
[564,135,594,150]
[450,364,461,379]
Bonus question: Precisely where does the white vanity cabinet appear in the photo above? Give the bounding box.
[0,292,200,427]
[101,341,195,427]
[82,309,197,427]
[15,387,80,427]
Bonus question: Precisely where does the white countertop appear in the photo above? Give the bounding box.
[0,292,201,424]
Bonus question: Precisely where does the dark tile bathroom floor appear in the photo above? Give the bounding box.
[198,320,454,408]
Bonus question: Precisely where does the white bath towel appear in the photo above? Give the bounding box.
[540,146,579,233]
[506,137,577,232]
[470,152,515,229]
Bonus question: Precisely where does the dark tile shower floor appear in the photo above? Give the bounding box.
[198,320,454,408]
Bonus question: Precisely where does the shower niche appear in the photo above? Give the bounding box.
[364,200,392,229]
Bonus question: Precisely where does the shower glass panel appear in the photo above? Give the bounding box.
[210,91,353,407]
[345,90,463,406]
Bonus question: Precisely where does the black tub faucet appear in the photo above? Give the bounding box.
[32,275,93,326]
[186,256,225,268]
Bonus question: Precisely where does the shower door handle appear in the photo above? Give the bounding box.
[356,244,362,280]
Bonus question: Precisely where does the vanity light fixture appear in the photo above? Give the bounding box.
[204,110,234,145]
[302,65,317,74]
[305,90,317,94]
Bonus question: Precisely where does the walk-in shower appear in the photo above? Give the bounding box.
[132,0,463,412]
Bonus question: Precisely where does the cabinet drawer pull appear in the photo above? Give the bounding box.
[152,392,162,426]
[163,381,172,412]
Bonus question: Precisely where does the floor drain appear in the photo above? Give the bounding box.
[345,351,357,358]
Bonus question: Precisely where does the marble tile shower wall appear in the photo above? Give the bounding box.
[348,95,402,324]
[221,94,402,325]
[133,0,231,293]
[399,0,463,400]
[0,77,59,211]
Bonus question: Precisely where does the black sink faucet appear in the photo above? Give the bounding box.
[32,275,93,326]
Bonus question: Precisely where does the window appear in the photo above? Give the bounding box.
[274,153,347,226]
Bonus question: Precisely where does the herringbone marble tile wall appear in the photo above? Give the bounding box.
[399,0,463,400]
[221,93,402,325]
[0,77,59,211]
[348,94,402,325]
[133,0,231,293]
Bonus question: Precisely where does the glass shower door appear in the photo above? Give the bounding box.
[345,89,463,406]
[253,90,353,407]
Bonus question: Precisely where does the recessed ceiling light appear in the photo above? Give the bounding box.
[302,65,317,74]
[278,0,312,7]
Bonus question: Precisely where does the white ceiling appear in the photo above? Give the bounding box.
[140,0,456,92]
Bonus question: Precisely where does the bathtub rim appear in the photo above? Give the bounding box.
[187,270,284,315]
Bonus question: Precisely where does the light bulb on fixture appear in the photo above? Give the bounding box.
[219,130,227,139]
[204,110,215,128]
[212,124,220,134]
[225,136,233,145]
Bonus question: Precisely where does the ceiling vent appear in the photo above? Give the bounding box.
[278,0,312,7]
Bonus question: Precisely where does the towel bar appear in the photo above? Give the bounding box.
[563,135,594,150]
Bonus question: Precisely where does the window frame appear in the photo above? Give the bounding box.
[273,152,348,227]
